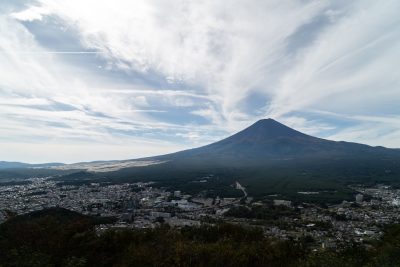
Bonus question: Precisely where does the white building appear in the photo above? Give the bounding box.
[273,199,292,207]
[150,211,171,219]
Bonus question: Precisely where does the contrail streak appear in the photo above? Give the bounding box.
[0,51,103,54]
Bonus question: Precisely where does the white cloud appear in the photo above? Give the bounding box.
[277,116,335,136]
[0,14,217,162]
[327,121,400,149]
[13,0,329,126]
[2,0,400,162]
[0,141,186,164]
[10,5,49,21]
[267,0,400,118]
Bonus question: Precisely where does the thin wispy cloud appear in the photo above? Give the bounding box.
[0,51,103,54]
[1,0,400,162]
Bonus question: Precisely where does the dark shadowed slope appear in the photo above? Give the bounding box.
[151,118,400,166]
[10,119,400,200]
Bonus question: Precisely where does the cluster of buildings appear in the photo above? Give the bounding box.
[256,185,400,249]
[1,178,400,251]
[0,177,240,228]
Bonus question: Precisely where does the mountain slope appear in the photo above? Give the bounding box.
[151,118,399,166]
[21,119,400,201]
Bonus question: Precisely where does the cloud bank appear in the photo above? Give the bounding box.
[1,0,400,162]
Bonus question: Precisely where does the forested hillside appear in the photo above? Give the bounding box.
[0,208,399,267]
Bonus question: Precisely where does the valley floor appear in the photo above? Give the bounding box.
[1,177,400,252]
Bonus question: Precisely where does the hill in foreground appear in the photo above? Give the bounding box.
[0,208,399,267]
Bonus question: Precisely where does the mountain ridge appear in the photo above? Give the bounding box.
[3,119,400,203]
[2,118,399,168]
[149,118,398,165]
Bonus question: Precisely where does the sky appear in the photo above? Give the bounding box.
[1,0,400,163]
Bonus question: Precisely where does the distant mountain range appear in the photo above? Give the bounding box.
[2,119,400,202]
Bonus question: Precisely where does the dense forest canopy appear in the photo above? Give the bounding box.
[0,208,399,267]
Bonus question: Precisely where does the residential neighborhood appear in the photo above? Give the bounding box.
[1,177,399,251]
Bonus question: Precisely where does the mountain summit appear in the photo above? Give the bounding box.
[150,118,400,168]
[140,119,400,198]
[15,118,400,201]
[156,118,332,163]
[211,118,313,145]
[234,118,308,140]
